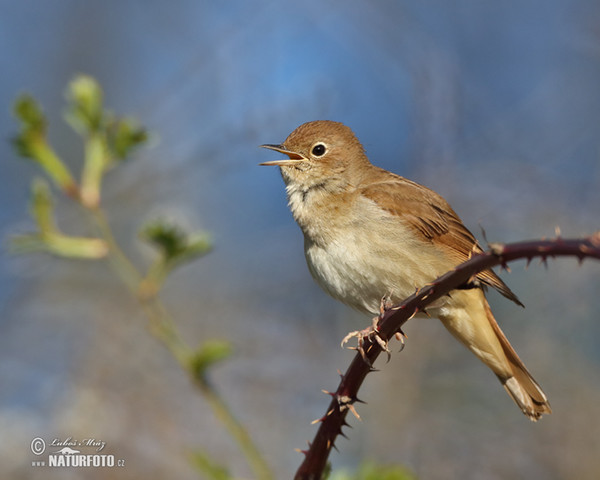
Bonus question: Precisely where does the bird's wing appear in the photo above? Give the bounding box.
[359,172,523,307]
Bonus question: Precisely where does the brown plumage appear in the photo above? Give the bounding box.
[261,120,551,420]
[359,169,524,306]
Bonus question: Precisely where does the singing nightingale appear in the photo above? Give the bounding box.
[260,120,551,420]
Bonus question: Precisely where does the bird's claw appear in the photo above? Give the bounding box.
[395,331,407,352]
[341,316,391,365]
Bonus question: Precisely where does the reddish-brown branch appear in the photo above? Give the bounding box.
[294,233,600,480]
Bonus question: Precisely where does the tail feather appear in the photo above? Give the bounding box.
[484,301,552,421]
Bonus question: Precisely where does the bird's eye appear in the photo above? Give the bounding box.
[311,143,326,157]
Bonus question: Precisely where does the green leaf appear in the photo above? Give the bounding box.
[188,340,232,381]
[107,117,149,159]
[140,220,212,267]
[140,221,189,258]
[138,220,211,298]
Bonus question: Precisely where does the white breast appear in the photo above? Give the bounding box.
[302,197,451,315]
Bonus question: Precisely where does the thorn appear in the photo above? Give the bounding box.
[354,396,367,404]
[347,403,361,420]
[311,417,324,425]
[295,448,307,455]
[525,257,532,269]
[322,389,334,396]
[479,223,489,246]
[539,256,548,268]
[358,348,372,367]
[500,261,511,272]
[331,442,339,452]
[555,225,562,238]
[338,429,349,440]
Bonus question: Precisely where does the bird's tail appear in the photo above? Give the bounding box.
[483,301,552,421]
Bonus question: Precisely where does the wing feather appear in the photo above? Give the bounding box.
[360,170,523,306]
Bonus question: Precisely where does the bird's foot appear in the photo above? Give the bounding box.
[341,295,407,364]
[341,316,390,365]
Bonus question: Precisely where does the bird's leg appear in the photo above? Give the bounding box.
[381,294,408,351]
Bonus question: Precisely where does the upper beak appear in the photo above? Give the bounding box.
[259,144,305,166]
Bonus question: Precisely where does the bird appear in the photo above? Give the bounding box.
[260,120,551,421]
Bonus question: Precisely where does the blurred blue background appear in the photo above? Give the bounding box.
[1,1,599,478]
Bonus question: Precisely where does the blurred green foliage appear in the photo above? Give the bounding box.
[10,178,108,259]
[329,461,416,480]
[190,451,232,480]
[9,75,270,480]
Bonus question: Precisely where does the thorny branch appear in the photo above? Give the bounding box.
[294,233,600,480]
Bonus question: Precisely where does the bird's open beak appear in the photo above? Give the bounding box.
[259,144,305,166]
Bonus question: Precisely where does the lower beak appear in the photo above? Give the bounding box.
[259,144,305,166]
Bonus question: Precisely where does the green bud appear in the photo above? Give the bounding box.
[13,94,46,133]
[66,75,104,133]
[12,95,79,197]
